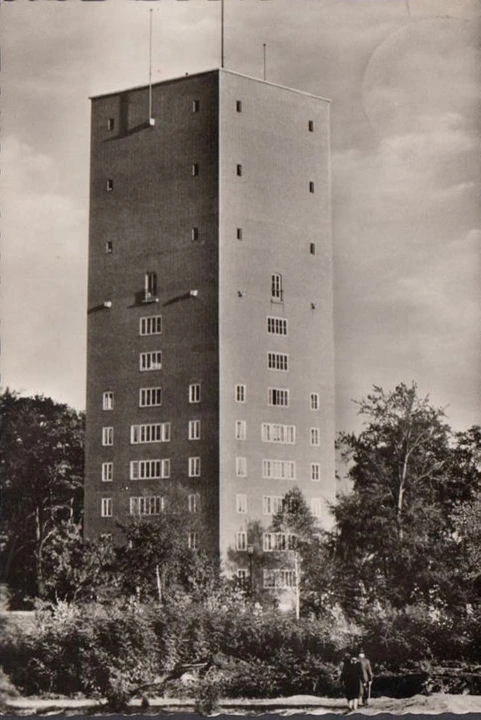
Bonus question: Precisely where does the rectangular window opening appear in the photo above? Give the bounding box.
[140,315,162,336]
[189,383,201,403]
[236,164,242,177]
[310,242,316,255]
[192,99,200,113]
[106,179,113,192]
[236,228,243,240]
[308,120,314,132]
[309,181,315,193]
[236,100,242,113]
[107,118,115,131]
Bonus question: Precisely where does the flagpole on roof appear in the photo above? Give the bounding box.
[221,0,224,68]
[148,9,155,125]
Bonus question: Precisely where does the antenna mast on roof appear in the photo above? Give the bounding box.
[263,43,267,81]
[148,9,155,126]
[221,0,225,68]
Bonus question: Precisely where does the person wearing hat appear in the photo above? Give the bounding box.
[358,649,373,706]
[340,652,364,712]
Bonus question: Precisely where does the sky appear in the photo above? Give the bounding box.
[1,0,480,435]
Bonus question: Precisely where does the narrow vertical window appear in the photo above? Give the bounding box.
[105,241,113,254]
[106,179,113,192]
[144,272,157,302]
[107,118,115,131]
[236,164,242,177]
[102,391,114,410]
[188,456,201,477]
[236,532,247,551]
[192,99,200,113]
[236,493,247,513]
[310,392,320,411]
[271,273,283,301]
[188,419,201,440]
[235,420,247,440]
[235,384,246,403]
[101,498,112,517]
[101,462,113,482]
[235,456,247,477]
[308,120,314,132]
[311,463,321,481]
[236,228,243,240]
[188,531,199,550]
[192,162,199,177]
[310,427,320,446]
[236,100,242,113]
[188,493,199,512]
[192,226,199,242]
[310,243,316,255]
[189,383,201,403]
[102,427,114,446]
[309,181,315,193]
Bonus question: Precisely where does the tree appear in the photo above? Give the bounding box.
[333,383,480,613]
[0,390,84,605]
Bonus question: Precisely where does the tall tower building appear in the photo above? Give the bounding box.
[84,69,335,588]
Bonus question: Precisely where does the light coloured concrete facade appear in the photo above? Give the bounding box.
[84,69,334,589]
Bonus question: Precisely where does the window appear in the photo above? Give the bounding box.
[263,569,296,589]
[310,497,323,517]
[192,99,200,113]
[235,456,247,477]
[140,315,162,336]
[310,242,316,255]
[237,569,249,586]
[310,392,320,411]
[268,388,289,407]
[235,420,247,441]
[106,179,113,192]
[262,459,296,480]
[267,352,289,371]
[188,419,201,440]
[261,422,295,444]
[236,100,242,113]
[308,120,314,132]
[236,164,242,177]
[192,226,199,242]
[263,495,284,515]
[263,532,296,552]
[139,351,162,372]
[309,181,315,193]
[101,498,112,517]
[139,387,162,407]
[310,427,320,446]
[107,118,115,131]
[236,227,243,240]
[267,316,288,335]
[271,273,283,301]
[235,384,246,403]
[311,463,321,482]
[102,427,114,446]
[144,272,157,302]
[236,532,247,551]
[236,493,247,513]
[189,383,201,403]
[101,462,113,482]
[188,493,199,512]
[102,391,114,410]
[188,532,199,550]
[188,456,201,477]
[130,422,170,444]
[129,496,164,516]
[192,162,199,176]
[105,241,113,254]
[130,459,170,480]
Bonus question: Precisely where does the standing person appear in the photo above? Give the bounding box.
[358,649,373,706]
[340,652,364,712]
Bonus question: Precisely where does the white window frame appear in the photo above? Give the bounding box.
[235,456,247,477]
[188,493,199,513]
[101,497,112,517]
[102,391,114,410]
[102,426,114,446]
[130,459,170,480]
[189,383,201,403]
[263,495,284,515]
[267,316,288,336]
[235,420,247,440]
[261,422,296,444]
[144,271,157,302]
[311,462,321,482]
[310,427,320,446]
[263,569,297,589]
[271,273,283,301]
[268,388,289,407]
[139,315,162,336]
[130,422,170,444]
[188,456,201,477]
[188,419,201,440]
[129,496,164,516]
[101,462,113,482]
[236,493,247,513]
[139,351,162,372]
[262,459,296,480]
[188,531,199,550]
[267,352,289,371]
[310,497,323,517]
[235,384,246,403]
[310,392,320,411]
[236,531,247,551]
[139,387,162,407]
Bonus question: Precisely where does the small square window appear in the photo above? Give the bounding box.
[236,228,243,240]
[192,162,199,177]
[192,99,200,113]
[236,100,242,113]
[309,181,315,193]
[308,120,314,132]
[236,164,242,177]
[310,243,316,255]
[107,118,115,131]
[105,241,113,254]
[106,179,113,192]
[192,226,199,242]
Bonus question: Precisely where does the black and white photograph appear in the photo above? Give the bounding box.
[1,0,480,716]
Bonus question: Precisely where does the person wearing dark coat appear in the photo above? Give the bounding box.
[340,652,364,711]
